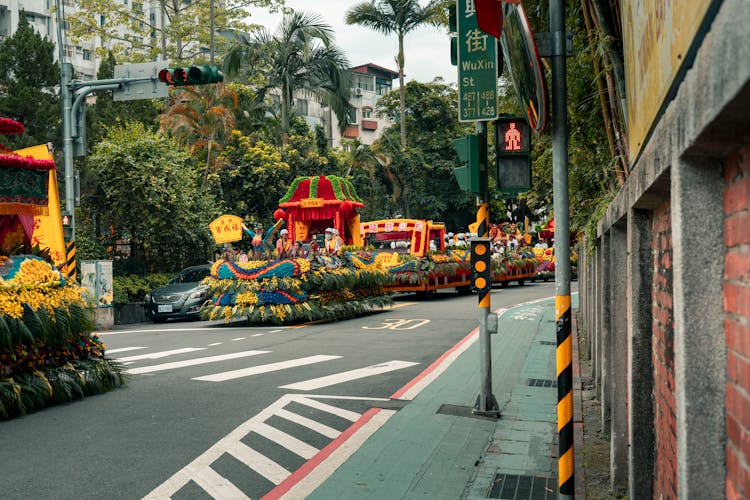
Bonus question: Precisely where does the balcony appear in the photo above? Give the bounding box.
[343,125,359,138]
[362,120,378,131]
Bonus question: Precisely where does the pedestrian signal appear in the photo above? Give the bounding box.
[496,117,530,154]
[471,238,492,294]
[495,116,531,193]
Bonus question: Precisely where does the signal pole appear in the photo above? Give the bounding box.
[473,121,499,417]
[550,0,574,496]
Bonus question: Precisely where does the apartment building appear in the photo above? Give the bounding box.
[294,63,399,149]
[0,0,166,80]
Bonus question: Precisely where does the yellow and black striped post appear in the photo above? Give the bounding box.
[476,201,489,238]
[556,294,574,494]
[65,240,76,281]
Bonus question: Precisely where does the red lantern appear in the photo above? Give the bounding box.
[274,209,286,220]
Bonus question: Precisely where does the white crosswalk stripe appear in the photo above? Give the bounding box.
[105,346,147,354]
[115,347,205,362]
[126,350,270,374]
[192,355,342,382]
[280,360,420,391]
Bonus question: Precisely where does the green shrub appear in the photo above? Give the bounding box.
[112,274,172,304]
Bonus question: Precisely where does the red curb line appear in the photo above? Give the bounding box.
[262,407,383,500]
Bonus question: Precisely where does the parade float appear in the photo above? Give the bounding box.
[201,176,392,324]
[0,117,124,418]
[489,222,539,286]
[356,219,474,295]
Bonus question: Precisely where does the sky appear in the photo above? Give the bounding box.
[247,1,458,86]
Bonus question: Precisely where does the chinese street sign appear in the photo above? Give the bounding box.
[456,0,499,122]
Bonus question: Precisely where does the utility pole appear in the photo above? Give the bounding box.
[55,0,76,240]
[550,0,574,497]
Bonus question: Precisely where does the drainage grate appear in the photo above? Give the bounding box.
[527,378,557,388]
[488,473,555,499]
[538,341,556,345]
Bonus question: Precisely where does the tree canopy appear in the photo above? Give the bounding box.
[66,0,285,64]
[346,0,445,147]
[223,11,352,145]
[88,121,218,272]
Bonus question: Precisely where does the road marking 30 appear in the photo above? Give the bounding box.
[362,318,431,330]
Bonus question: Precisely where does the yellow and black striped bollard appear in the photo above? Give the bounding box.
[556,294,574,494]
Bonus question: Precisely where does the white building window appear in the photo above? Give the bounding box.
[362,107,373,119]
[347,107,358,124]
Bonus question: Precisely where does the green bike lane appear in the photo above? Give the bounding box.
[266,294,582,499]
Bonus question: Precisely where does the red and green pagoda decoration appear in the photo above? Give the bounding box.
[275,175,364,245]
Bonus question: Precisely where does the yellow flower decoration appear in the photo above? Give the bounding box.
[236,292,259,306]
[14,259,61,287]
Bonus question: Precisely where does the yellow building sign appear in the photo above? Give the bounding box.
[622,0,717,161]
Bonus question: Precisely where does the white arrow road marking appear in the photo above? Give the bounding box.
[105,346,147,354]
[143,394,389,499]
[126,350,270,375]
[192,355,341,382]
[115,347,205,362]
[280,360,420,391]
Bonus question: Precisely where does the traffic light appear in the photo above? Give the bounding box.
[471,238,492,294]
[453,134,485,194]
[495,116,532,193]
[158,65,224,86]
[61,212,72,240]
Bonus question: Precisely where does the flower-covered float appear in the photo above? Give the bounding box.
[352,219,540,293]
[355,219,474,294]
[201,176,393,324]
[0,118,124,418]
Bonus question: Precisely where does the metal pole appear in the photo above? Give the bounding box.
[551,0,573,496]
[473,121,499,417]
[55,0,75,240]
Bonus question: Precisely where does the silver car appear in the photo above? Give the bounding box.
[144,264,211,323]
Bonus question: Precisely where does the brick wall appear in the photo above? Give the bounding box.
[652,197,677,499]
[724,144,750,499]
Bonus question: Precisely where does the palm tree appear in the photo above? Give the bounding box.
[160,83,239,183]
[346,0,444,148]
[223,11,352,145]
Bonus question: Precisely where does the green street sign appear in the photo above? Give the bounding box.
[456,0,499,122]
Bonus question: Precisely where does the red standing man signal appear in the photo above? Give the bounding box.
[504,122,522,151]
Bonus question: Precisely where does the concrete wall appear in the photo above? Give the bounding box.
[579,1,750,497]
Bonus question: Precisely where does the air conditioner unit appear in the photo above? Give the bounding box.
[354,88,363,96]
